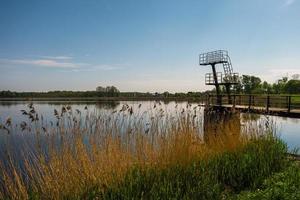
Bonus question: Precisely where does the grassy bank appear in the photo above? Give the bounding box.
[232,162,300,200]
[1,134,298,199]
[97,136,289,200]
[0,103,298,199]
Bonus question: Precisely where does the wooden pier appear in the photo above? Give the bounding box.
[205,94,300,118]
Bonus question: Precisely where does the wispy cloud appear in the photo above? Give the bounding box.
[60,64,124,73]
[0,58,82,68]
[40,56,73,60]
[284,0,296,6]
[261,68,300,82]
[93,64,123,71]
[0,56,126,71]
[269,68,300,77]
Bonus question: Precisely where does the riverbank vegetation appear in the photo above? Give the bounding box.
[232,162,300,200]
[0,103,299,199]
[1,74,300,99]
[232,75,300,95]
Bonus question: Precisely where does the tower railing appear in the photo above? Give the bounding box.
[223,73,239,84]
[199,50,238,105]
[199,50,229,65]
[205,73,222,85]
[205,73,239,85]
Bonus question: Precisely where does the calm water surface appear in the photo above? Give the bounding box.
[0,101,299,152]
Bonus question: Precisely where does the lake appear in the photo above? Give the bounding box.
[0,100,299,154]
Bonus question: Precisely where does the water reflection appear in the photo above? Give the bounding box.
[95,101,120,109]
[0,101,299,152]
[241,113,260,122]
[203,108,241,146]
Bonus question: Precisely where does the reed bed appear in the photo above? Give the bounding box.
[0,102,289,199]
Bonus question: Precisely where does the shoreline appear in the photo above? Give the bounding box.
[0,97,205,102]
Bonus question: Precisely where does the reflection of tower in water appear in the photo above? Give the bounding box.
[203,107,241,149]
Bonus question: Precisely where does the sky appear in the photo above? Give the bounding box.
[0,0,300,92]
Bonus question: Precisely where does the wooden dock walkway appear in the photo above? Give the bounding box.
[204,94,300,118]
[221,104,300,118]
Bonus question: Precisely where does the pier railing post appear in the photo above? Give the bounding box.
[233,95,236,108]
[239,95,242,105]
[248,95,252,110]
[287,96,291,113]
[266,95,270,113]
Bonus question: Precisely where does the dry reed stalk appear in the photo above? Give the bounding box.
[0,103,270,199]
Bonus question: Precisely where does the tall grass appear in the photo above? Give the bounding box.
[0,102,288,199]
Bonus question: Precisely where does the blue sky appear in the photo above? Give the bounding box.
[0,0,299,92]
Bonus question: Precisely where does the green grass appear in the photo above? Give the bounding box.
[231,162,300,200]
[292,96,300,104]
[80,136,291,200]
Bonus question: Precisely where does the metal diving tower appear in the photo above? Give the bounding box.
[199,50,239,105]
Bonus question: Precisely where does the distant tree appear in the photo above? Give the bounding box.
[105,86,120,93]
[241,75,261,94]
[104,86,120,97]
[284,80,300,94]
[174,92,185,97]
[261,81,272,94]
[273,76,288,94]
[272,82,280,94]
[96,85,120,96]
[163,91,169,98]
[232,77,242,94]
[281,76,288,83]
[96,86,106,92]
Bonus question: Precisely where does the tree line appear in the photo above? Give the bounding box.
[230,74,300,94]
[0,90,204,98]
[0,75,299,98]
